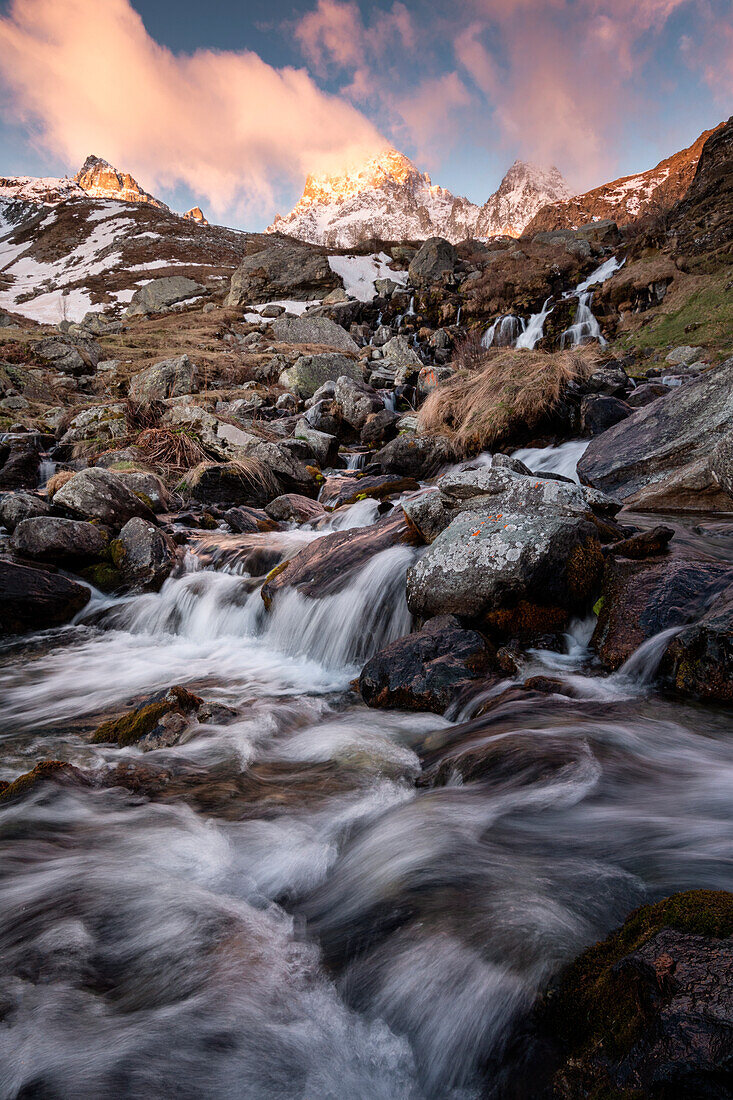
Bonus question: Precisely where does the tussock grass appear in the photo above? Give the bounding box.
[179,457,281,500]
[46,469,76,497]
[419,347,594,455]
[135,427,210,471]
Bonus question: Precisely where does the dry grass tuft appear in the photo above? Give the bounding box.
[46,469,76,497]
[419,347,594,455]
[124,397,165,433]
[451,329,488,373]
[134,426,210,471]
[180,457,281,500]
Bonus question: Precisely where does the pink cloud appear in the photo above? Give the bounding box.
[0,0,386,219]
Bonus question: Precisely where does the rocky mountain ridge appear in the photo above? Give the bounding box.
[267,148,572,247]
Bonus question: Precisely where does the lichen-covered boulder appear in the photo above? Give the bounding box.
[128,355,199,401]
[12,516,107,565]
[225,241,339,307]
[54,468,156,528]
[280,353,361,399]
[271,315,359,353]
[0,490,49,532]
[126,276,204,316]
[334,376,384,430]
[375,432,455,478]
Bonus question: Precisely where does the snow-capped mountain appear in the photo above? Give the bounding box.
[1,156,170,212]
[474,161,572,237]
[525,124,723,235]
[267,149,480,247]
[267,148,572,247]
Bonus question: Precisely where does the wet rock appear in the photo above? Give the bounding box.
[360,409,399,446]
[12,517,107,565]
[660,584,733,702]
[0,490,49,531]
[0,559,90,635]
[225,241,339,307]
[0,760,92,805]
[359,615,496,713]
[91,685,203,748]
[261,508,421,604]
[319,473,419,509]
[375,432,455,478]
[0,436,41,490]
[578,356,733,509]
[544,890,733,1100]
[265,493,326,523]
[334,376,384,430]
[422,727,587,789]
[126,276,204,316]
[271,315,359,354]
[605,525,674,559]
[408,237,456,282]
[128,354,199,401]
[224,505,280,533]
[580,394,632,436]
[112,516,177,591]
[406,481,603,625]
[293,421,339,466]
[54,468,156,528]
[591,558,733,669]
[281,353,361,399]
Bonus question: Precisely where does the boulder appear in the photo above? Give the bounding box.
[0,437,42,490]
[242,439,319,496]
[583,361,630,397]
[126,276,204,317]
[660,584,733,702]
[128,355,199,401]
[0,559,90,635]
[406,478,603,626]
[112,516,177,592]
[319,473,419,509]
[711,429,733,499]
[54,468,156,528]
[380,335,422,370]
[224,506,281,533]
[113,471,172,513]
[301,400,341,435]
[265,494,326,524]
[271,315,359,353]
[261,509,421,604]
[225,241,339,307]
[580,394,632,436]
[626,382,669,408]
[33,336,98,376]
[417,364,454,400]
[182,461,279,508]
[578,357,733,508]
[334,376,384,430]
[91,685,203,749]
[281,354,361,399]
[359,615,495,713]
[375,432,455,478]
[361,409,399,445]
[59,404,126,447]
[0,491,49,531]
[605,524,674,560]
[408,237,456,282]
[591,558,733,669]
[293,421,339,466]
[12,517,107,565]
[544,890,733,1100]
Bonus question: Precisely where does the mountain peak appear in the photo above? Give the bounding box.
[299,148,426,207]
[74,155,168,211]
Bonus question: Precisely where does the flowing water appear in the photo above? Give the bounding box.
[1,446,733,1099]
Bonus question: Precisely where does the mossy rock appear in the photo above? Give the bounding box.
[91,685,203,747]
[544,889,733,1062]
[79,562,124,593]
[0,760,89,804]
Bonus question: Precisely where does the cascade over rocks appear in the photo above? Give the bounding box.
[375,433,455,478]
[0,559,90,635]
[359,615,496,713]
[578,357,733,510]
[261,508,421,604]
[319,473,419,509]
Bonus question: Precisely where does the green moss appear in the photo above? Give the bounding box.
[611,271,733,355]
[108,539,126,568]
[0,760,78,804]
[91,685,202,747]
[79,563,123,592]
[546,890,733,1060]
[593,596,605,616]
[132,490,154,510]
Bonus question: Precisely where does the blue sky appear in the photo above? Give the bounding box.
[0,0,730,229]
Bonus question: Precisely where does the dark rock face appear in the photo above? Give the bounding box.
[544,890,733,1100]
[580,393,631,436]
[577,357,733,509]
[660,584,733,702]
[604,524,674,560]
[669,113,733,256]
[319,473,418,509]
[0,490,49,531]
[261,508,421,604]
[54,468,156,528]
[183,461,280,508]
[592,558,733,669]
[0,559,90,635]
[711,429,733,499]
[626,382,669,408]
[375,433,455,478]
[113,517,177,592]
[359,615,495,713]
[224,505,281,533]
[583,360,630,397]
[225,241,339,306]
[11,517,107,565]
[0,437,41,490]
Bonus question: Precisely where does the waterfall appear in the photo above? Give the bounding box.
[481,314,524,349]
[560,256,625,348]
[515,297,553,350]
[344,451,369,470]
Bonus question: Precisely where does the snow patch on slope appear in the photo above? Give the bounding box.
[328,253,407,302]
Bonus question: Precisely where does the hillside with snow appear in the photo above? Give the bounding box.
[267,149,573,247]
